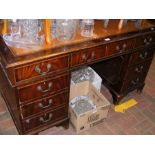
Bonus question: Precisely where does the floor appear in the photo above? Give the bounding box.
[0,56,155,135]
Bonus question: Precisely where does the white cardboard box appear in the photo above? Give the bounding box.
[69,81,111,133]
[71,67,102,91]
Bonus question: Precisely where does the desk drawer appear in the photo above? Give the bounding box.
[128,49,153,66]
[20,91,69,119]
[23,106,68,132]
[14,55,69,82]
[125,60,152,78]
[135,33,155,48]
[122,75,145,93]
[18,74,69,103]
[106,38,134,56]
[71,45,106,67]
[122,61,151,92]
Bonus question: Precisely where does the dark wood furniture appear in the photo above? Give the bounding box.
[0,20,155,134]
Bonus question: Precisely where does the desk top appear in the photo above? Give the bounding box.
[0,19,155,67]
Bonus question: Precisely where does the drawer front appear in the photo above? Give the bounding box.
[14,55,69,82]
[135,33,155,48]
[125,60,152,79]
[71,45,106,67]
[128,49,154,66]
[122,75,146,93]
[23,106,68,132]
[106,38,134,56]
[18,74,69,103]
[20,91,69,118]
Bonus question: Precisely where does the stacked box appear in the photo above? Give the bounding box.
[69,81,111,133]
[71,67,102,91]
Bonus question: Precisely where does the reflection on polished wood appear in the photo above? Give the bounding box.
[3,20,154,57]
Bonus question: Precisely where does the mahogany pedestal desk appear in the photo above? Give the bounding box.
[0,20,155,134]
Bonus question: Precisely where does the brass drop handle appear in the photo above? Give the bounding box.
[139,54,144,59]
[135,66,144,73]
[144,52,148,57]
[35,63,52,75]
[87,51,95,62]
[25,119,30,124]
[144,38,147,44]
[39,113,53,123]
[139,52,148,59]
[37,82,52,93]
[116,45,120,51]
[122,43,127,49]
[143,38,152,45]
[131,78,140,85]
[38,99,52,109]
[91,51,95,60]
[149,37,152,42]
[82,53,86,61]
[116,44,126,53]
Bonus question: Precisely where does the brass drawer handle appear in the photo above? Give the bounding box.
[116,44,126,53]
[131,78,140,85]
[82,53,86,61]
[35,63,52,75]
[149,37,152,42]
[91,51,95,60]
[87,51,95,62]
[116,45,120,51]
[39,113,53,123]
[37,82,52,93]
[38,99,52,109]
[144,38,152,45]
[135,65,144,73]
[139,52,148,59]
[122,43,127,49]
[144,38,147,44]
[25,119,30,124]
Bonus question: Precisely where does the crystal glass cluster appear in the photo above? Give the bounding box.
[3,19,44,49]
[70,96,95,115]
[56,19,77,41]
[19,19,39,42]
[80,19,94,37]
[71,67,95,84]
[3,19,95,49]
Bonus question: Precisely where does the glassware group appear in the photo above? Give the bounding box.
[54,19,94,41]
[3,19,43,49]
[3,19,95,49]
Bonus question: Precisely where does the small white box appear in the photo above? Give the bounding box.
[71,67,102,91]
